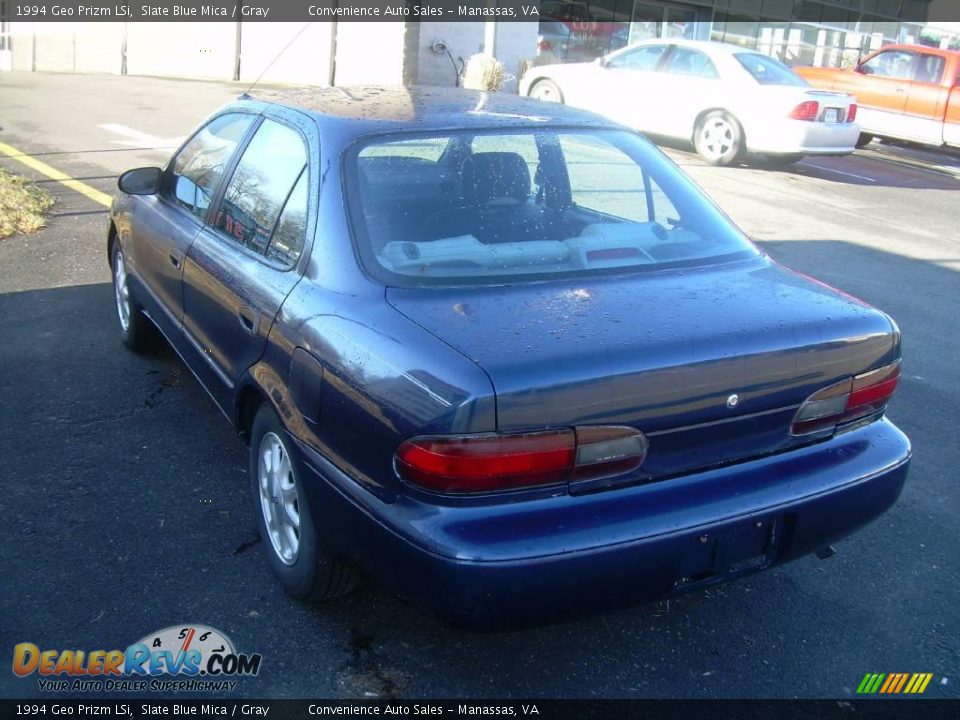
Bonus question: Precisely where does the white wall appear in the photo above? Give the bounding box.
[31,23,78,72]
[239,22,334,86]
[73,23,124,74]
[3,19,538,92]
[126,22,235,79]
[415,22,484,87]
[333,22,406,86]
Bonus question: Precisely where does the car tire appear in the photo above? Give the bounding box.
[762,153,804,167]
[249,404,360,603]
[112,243,158,353]
[694,111,745,166]
[528,79,564,104]
[855,133,875,149]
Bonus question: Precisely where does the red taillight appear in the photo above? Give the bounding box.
[847,103,858,122]
[791,361,900,435]
[396,426,648,494]
[790,100,820,121]
[538,40,553,52]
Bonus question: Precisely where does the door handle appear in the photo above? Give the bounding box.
[895,86,907,93]
[169,249,183,268]
[238,306,260,335]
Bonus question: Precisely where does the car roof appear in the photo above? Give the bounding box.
[620,38,759,58]
[254,85,618,136]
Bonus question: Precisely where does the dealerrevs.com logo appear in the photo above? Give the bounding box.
[12,624,262,693]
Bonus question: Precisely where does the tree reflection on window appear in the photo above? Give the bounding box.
[171,113,254,219]
[215,120,307,261]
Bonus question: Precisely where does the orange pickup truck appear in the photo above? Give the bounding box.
[796,44,960,150]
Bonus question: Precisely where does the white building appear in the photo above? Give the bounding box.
[0,20,539,90]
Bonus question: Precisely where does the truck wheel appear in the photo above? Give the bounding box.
[694,111,745,166]
[250,405,360,602]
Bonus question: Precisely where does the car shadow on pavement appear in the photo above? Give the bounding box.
[2,239,957,698]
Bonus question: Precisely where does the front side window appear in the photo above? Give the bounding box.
[861,50,915,80]
[214,119,307,262]
[168,113,254,219]
[607,44,667,71]
[735,53,806,86]
[347,129,758,286]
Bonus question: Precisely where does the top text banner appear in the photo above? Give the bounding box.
[4,0,550,22]
[3,0,955,23]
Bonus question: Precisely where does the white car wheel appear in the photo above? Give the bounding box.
[695,111,744,167]
[529,79,563,104]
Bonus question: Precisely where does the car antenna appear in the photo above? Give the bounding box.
[238,22,312,100]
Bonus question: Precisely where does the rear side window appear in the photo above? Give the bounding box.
[913,54,945,84]
[168,113,254,220]
[735,53,807,86]
[266,171,308,267]
[214,119,308,263]
[607,45,667,71]
[664,48,719,79]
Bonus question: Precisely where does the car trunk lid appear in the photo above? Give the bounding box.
[386,258,897,487]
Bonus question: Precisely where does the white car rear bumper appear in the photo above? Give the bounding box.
[747,119,860,156]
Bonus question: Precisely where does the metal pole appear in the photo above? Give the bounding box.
[484,21,497,57]
[234,15,242,81]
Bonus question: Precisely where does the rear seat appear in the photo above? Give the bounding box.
[421,152,568,244]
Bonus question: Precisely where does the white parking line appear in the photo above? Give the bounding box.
[798,162,877,183]
[98,123,182,151]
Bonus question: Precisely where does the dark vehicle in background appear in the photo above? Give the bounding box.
[538,18,574,61]
[109,87,910,625]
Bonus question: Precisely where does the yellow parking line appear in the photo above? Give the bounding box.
[0,140,112,208]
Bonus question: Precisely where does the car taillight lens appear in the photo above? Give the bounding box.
[538,40,553,52]
[791,361,900,435]
[790,100,820,121]
[847,103,858,122]
[395,426,648,494]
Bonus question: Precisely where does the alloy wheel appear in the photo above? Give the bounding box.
[700,118,735,162]
[114,248,131,332]
[258,432,301,566]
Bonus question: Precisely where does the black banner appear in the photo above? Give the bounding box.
[2,700,959,720]
[4,1,541,23]
[1,0,958,23]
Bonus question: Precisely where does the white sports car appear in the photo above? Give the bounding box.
[520,39,861,166]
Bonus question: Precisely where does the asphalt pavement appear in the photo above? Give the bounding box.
[0,72,957,700]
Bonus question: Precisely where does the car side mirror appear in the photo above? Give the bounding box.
[118,167,162,195]
[855,64,870,75]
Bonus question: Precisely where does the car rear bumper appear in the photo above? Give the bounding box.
[295,418,910,626]
[747,118,860,156]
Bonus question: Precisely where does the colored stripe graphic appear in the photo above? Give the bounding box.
[879,674,897,693]
[856,673,933,694]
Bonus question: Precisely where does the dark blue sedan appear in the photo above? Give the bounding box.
[109,86,910,625]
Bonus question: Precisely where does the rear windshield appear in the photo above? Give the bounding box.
[735,53,808,86]
[346,129,758,286]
